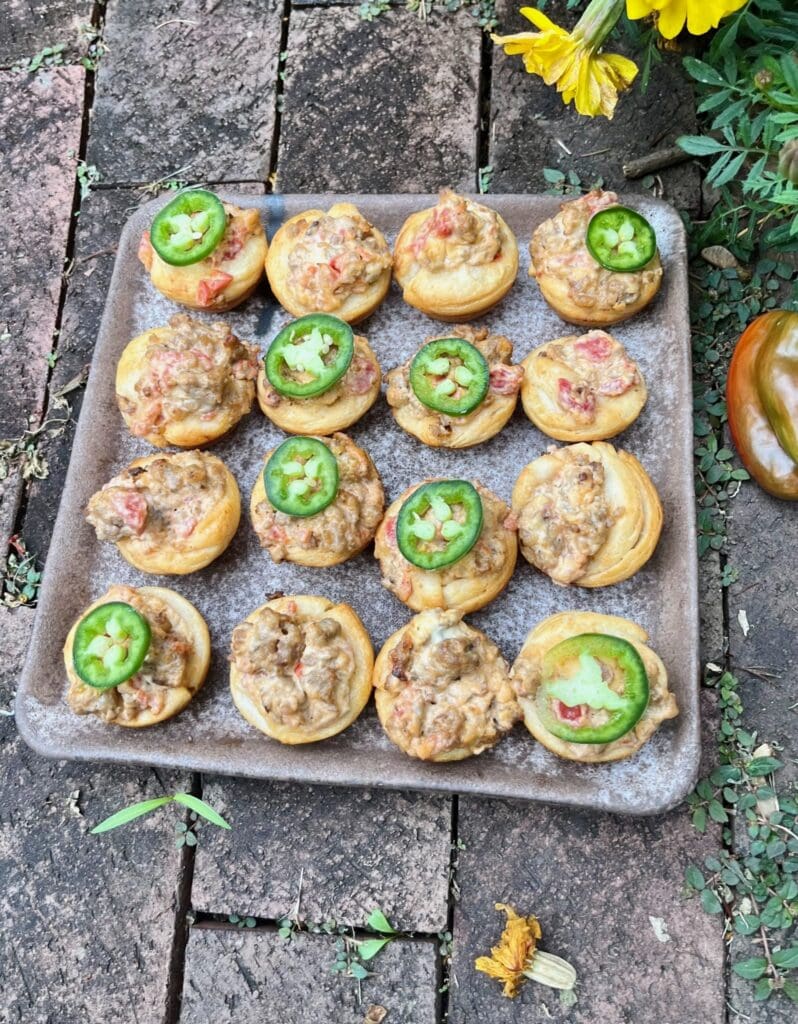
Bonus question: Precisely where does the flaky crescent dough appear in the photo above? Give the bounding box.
[145,203,268,312]
[64,586,211,728]
[511,610,678,763]
[229,595,374,744]
[257,335,381,435]
[374,479,517,613]
[265,203,391,323]
[393,204,518,322]
[521,335,646,442]
[512,442,662,588]
[115,327,256,448]
[104,452,241,575]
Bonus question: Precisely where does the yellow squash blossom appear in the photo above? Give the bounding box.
[492,1,638,120]
[626,0,748,40]
[475,903,576,998]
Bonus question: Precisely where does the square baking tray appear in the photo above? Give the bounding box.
[16,193,699,815]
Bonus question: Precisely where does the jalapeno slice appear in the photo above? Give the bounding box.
[397,481,483,570]
[535,634,649,744]
[265,314,355,399]
[409,338,490,416]
[72,602,152,690]
[150,189,227,267]
[264,437,339,517]
[586,207,657,273]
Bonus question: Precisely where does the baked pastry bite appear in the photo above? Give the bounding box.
[85,451,240,575]
[393,189,519,321]
[511,442,662,588]
[265,202,392,322]
[511,611,678,763]
[521,329,646,442]
[529,190,662,327]
[64,584,210,728]
[138,190,268,311]
[250,433,384,567]
[116,314,259,447]
[229,594,373,744]
[374,608,520,762]
[374,478,517,613]
[386,325,524,448]
[258,313,381,434]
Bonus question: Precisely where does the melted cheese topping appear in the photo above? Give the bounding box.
[411,190,501,271]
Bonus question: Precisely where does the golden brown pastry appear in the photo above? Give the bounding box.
[386,325,524,448]
[257,315,381,435]
[116,315,259,447]
[64,584,210,728]
[250,432,384,567]
[374,479,518,613]
[85,451,240,575]
[511,442,662,588]
[511,611,678,763]
[373,608,520,761]
[229,595,373,744]
[138,200,268,311]
[393,189,519,321]
[529,190,662,326]
[265,202,392,322]
[521,330,646,441]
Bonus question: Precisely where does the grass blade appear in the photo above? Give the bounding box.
[173,792,231,830]
[91,796,173,834]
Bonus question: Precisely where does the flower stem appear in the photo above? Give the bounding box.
[573,0,627,53]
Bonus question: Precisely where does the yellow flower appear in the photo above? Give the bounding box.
[492,3,638,120]
[626,0,748,39]
[475,903,576,998]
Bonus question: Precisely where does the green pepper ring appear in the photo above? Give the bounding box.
[396,480,483,571]
[264,436,340,518]
[585,206,657,273]
[536,633,649,745]
[265,314,355,399]
[150,189,227,267]
[409,338,490,417]
[72,601,152,690]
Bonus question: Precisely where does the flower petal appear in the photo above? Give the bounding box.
[602,52,639,87]
[657,0,688,38]
[519,6,566,35]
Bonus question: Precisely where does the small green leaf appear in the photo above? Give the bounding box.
[349,962,370,980]
[772,946,798,969]
[683,57,727,87]
[677,134,729,157]
[686,865,706,890]
[747,757,783,777]
[91,796,173,834]
[357,937,391,961]
[753,977,772,1002]
[732,957,768,980]
[173,793,231,829]
[708,799,729,823]
[700,888,722,914]
[366,908,396,934]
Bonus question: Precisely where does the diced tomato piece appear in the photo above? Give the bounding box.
[349,357,377,395]
[574,332,613,362]
[554,700,586,724]
[110,490,148,534]
[197,271,234,307]
[557,378,596,415]
[489,364,524,395]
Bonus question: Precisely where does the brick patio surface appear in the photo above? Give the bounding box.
[1,3,794,1023]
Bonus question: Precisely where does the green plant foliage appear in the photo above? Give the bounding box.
[677,1,798,256]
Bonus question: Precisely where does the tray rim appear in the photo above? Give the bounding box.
[15,190,700,816]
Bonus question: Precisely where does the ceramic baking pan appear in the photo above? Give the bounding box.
[16,193,699,814]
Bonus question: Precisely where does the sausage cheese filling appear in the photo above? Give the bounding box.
[377,610,520,760]
[285,212,392,312]
[230,604,357,731]
[409,190,502,271]
[118,315,259,438]
[86,451,229,546]
[544,331,640,423]
[517,448,615,584]
[66,585,192,724]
